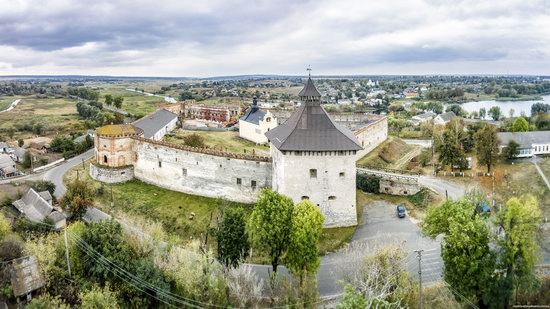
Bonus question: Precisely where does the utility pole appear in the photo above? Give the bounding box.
[414,249,424,309]
[64,228,71,276]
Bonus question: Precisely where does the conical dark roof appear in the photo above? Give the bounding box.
[266,78,361,151]
[298,77,321,97]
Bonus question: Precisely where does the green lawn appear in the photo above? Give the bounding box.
[165,129,270,156]
[0,96,16,111]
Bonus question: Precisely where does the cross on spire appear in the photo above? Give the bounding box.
[306,66,312,78]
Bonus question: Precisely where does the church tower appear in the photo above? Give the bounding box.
[266,74,362,227]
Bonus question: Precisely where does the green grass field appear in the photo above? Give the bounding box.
[165,129,270,156]
[0,96,84,140]
[93,83,166,116]
[0,96,16,111]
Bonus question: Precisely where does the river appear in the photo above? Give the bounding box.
[455,95,550,118]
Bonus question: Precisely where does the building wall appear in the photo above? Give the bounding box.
[239,111,278,144]
[89,163,134,183]
[355,117,388,160]
[379,179,421,195]
[271,147,358,227]
[133,139,272,203]
[94,135,135,167]
[151,117,178,141]
[533,143,550,155]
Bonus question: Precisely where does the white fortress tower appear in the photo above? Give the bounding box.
[266,75,362,227]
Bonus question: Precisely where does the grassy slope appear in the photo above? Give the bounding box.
[66,160,357,253]
[356,137,415,169]
[94,83,165,115]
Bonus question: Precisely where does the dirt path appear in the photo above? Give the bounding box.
[0,99,21,113]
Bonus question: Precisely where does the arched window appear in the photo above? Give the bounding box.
[103,155,108,164]
[328,196,336,200]
[266,117,271,122]
[301,196,309,200]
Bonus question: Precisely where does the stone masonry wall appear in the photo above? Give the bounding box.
[133,139,273,203]
[379,179,421,196]
[89,163,134,184]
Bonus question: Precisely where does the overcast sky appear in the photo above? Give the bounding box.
[1,0,549,77]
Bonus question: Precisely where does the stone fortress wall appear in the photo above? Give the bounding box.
[89,163,134,184]
[132,138,272,203]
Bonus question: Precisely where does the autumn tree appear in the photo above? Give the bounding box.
[215,207,250,268]
[437,118,467,170]
[422,198,495,307]
[286,200,324,283]
[498,195,541,307]
[247,189,293,274]
[61,179,95,219]
[474,124,500,173]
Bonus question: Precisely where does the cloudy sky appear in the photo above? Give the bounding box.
[1,0,549,77]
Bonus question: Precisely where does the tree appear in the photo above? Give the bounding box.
[337,285,368,309]
[22,151,32,169]
[512,117,529,132]
[113,96,124,109]
[286,200,324,283]
[0,234,24,262]
[104,94,113,106]
[504,140,520,159]
[531,102,550,115]
[479,107,487,119]
[474,124,500,173]
[80,284,120,309]
[489,106,502,121]
[26,294,70,309]
[437,118,467,170]
[18,138,24,147]
[183,133,206,148]
[30,180,56,196]
[446,104,464,117]
[499,195,541,307]
[247,189,293,274]
[61,179,95,219]
[215,207,249,268]
[0,212,9,241]
[356,174,380,193]
[422,198,495,307]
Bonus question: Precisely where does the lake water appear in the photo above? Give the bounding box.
[455,95,550,118]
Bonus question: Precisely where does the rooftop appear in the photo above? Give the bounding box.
[497,131,550,148]
[12,188,54,222]
[266,77,362,151]
[133,109,178,139]
[96,124,143,137]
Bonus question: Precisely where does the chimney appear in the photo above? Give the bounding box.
[252,97,259,112]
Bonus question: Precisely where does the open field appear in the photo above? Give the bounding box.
[91,82,166,116]
[0,96,16,111]
[0,96,84,140]
[165,129,270,156]
[65,160,357,253]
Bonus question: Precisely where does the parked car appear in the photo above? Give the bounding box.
[396,204,406,218]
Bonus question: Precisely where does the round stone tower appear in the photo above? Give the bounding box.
[94,124,143,167]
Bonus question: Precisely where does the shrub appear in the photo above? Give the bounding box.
[0,234,24,262]
[356,173,380,193]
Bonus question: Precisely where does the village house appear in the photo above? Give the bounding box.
[239,97,277,144]
[434,111,456,125]
[0,153,17,177]
[497,131,550,158]
[10,147,26,163]
[410,111,436,126]
[12,188,66,230]
[133,109,178,141]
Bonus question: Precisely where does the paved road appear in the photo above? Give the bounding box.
[43,149,94,196]
[418,175,467,200]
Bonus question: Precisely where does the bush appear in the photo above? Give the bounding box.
[356,173,380,193]
[407,188,432,208]
[0,234,24,262]
[183,133,206,148]
[29,180,56,196]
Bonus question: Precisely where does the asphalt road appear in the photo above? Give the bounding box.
[418,175,467,200]
[43,149,94,197]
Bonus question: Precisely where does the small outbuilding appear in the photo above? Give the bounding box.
[12,188,66,229]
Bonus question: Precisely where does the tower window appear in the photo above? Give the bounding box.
[236,178,242,185]
[301,196,309,200]
[328,196,337,200]
[182,168,187,176]
[339,172,345,177]
[103,155,108,164]
[158,161,162,168]
[309,169,317,178]
[251,180,257,188]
